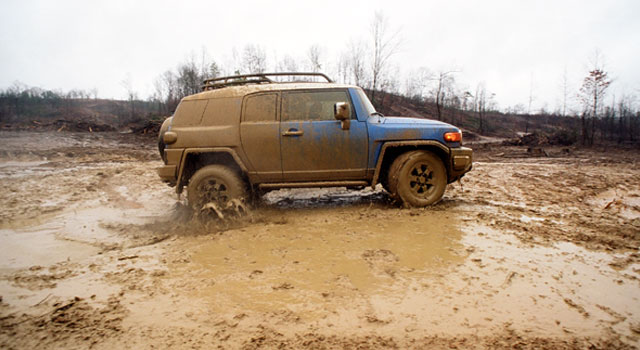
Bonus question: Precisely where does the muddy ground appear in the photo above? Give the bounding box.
[0,131,639,349]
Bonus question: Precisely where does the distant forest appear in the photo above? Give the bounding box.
[1,12,638,146]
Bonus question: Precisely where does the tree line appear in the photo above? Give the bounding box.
[1,11,638,145]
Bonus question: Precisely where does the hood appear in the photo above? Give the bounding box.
[380,116,453,127]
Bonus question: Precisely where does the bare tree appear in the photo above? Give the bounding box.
[336,52,350,84]
[176,59,201,97]
[90,88,98,100]
[120,74,137,121]
[307,45,323,73]
[578,50,611,145]
[404,67,431,102]
[474,82,494,134]
[430,70,458,121]
[560,66,570,117]
[526,72,536,133]
[276,55,299,73]
[346,39,367,86]
[369,11,401,104]
[242,44,267,74]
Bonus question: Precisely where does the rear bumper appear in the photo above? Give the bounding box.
[448,147,473,182]
[157,165,177,184]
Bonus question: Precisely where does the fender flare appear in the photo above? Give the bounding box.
[175,147,248,194]
[371,140,450,187]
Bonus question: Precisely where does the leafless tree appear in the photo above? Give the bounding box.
[404,67,432,102]
[336,52,350,84]
[526,72,536,133]
[430,70,458,121]
[89,88,98,100]
[560,66,570,117]
[345,39,367,86]
[276,55,299,73]
[176,59,201,97]
[578,50,611,145]
[242,44,267,74]
[120,74,137,120]
[307,45,323,73]
[369,11,401,103]
[474,82,494,134]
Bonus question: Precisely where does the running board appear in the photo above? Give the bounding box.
[258,181,368,190]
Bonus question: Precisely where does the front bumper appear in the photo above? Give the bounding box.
[449,146,473,181]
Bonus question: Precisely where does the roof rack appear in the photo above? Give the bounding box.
[201,72,333,91]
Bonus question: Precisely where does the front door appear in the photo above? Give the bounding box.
[280,90,368,182]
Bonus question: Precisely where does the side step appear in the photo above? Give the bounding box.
[258,181,368,190]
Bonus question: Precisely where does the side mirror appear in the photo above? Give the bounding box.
[334,102,351,130]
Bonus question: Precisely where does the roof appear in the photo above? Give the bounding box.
[182,72,357,101]
[184,82,357,100]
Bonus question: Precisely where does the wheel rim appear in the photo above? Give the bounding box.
[408,162,436,197]
[195,177,230,207]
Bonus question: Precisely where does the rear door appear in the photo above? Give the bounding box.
[279,89,368,182]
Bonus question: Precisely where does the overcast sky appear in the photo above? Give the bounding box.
[1,0,638,112]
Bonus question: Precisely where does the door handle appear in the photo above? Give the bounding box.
[282,129,304,136]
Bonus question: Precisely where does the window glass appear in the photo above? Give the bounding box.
[243,93,277,122]
[356,88,377,116]
[282,91,350,121]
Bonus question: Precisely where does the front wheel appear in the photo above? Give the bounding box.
[387,150,447,207]
[187,165,247,211]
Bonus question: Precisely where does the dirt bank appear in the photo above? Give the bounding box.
[1,131,639,349]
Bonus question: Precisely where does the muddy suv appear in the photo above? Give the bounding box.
[157,72,472,209]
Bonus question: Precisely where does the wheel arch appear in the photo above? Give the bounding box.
[372,141,451,188]
[176,148,248,195]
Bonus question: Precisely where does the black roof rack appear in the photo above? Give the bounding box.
[201,72,333,91]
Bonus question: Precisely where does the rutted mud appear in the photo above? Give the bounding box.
[1,131,639,349]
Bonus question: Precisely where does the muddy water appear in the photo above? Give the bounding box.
[188,209,465,314]
[165,198,640,341]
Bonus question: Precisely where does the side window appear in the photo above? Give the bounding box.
[243,93,277,122]
[282,91,351,122]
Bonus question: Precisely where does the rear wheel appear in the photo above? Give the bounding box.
[387,150,447,207]
[187,165,247,210]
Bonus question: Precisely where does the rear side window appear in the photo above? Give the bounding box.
[172,99,208,126]
[243,93,277,122]
[282,90,351,121]
[201,97,242,126]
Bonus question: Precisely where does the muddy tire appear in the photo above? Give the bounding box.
[187,165,247,210]
[387,150,446,207]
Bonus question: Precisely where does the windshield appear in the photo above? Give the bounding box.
[356,88,377,116]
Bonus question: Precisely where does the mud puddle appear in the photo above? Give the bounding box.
[158,204,639,344]
[188,208,465,313]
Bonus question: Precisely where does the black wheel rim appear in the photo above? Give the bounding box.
[195,177,230,207]
[408,162,436,197]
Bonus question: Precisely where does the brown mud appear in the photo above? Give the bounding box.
[0,131,639,349]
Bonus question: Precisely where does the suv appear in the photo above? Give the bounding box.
[157,72,472,208]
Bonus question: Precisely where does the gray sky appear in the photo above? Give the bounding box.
[1,0,639,112]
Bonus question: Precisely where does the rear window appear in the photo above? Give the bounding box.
[201,97,242,126]
[172,100,208,126]
[243,93,277,122]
